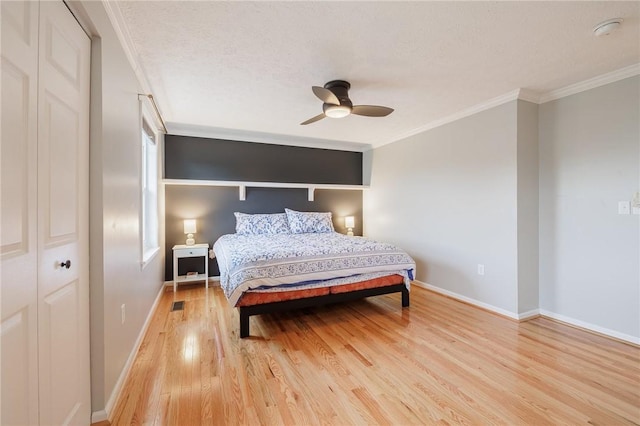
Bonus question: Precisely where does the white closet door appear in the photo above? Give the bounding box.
[1,1,40,425]
[36,1,91,425]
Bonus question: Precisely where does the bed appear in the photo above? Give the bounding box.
[214,214,416,337]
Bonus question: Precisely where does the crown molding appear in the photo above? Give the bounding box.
[102,1,156,103]
[375,89,531,148]
[167,122,372,152]
[539,63,640,104]
[377,63,639,148]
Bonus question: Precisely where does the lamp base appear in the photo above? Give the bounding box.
[186,234,195,245]
[347,228,354,237]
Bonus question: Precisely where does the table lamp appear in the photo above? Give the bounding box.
[184,219,197,245]
[345,216,355,236]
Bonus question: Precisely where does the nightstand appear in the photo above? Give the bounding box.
[172,243,209,292]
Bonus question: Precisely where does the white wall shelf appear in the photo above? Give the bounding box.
[163,179,369,201]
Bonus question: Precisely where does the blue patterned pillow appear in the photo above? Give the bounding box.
[234,212,290,235]
[285,209,335,234]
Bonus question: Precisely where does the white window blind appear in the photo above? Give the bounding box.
[141,119,159,264]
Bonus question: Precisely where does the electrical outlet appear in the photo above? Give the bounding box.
[121,304,126,325]
[477,264,485,276]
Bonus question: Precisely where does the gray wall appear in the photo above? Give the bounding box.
[165,135,363,184]
[539,76,639,338]
[82,1,165,416]
[517,100,540,314]
[165,187,363,280]
[365,76,639,341]
[364,101,520,314]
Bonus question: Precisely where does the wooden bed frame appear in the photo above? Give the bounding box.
[238,283,409,338]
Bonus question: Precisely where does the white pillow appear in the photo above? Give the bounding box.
[234,212,290,235]
[285,208,334,234]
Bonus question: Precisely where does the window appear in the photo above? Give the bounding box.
[141,112,159,265]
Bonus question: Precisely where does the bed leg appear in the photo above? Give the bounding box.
[240,309,250,338]
[402,288,410,307]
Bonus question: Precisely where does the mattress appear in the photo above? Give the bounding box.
[213,232,416,306]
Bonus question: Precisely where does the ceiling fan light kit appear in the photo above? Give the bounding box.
[324,104,351,118]
[301,80,394,125]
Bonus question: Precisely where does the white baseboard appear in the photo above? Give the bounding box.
[413,280,520,320]
[413,281,639,345]
[518,308,541,321]
[91,283,166,423]
[539,309,640,346]
[91,410,108,423]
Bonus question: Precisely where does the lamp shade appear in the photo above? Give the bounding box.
[345,216,355,229]
[183,219,197,234]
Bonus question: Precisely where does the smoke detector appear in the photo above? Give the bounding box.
[593,18,623,37]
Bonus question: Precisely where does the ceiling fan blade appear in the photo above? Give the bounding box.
[351,105,394,117]
[312,86,340,105]
[300,113,326,125]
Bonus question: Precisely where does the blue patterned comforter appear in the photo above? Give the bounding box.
[213,232,416,306]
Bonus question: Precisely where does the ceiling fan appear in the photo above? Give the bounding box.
[300,80,394,125]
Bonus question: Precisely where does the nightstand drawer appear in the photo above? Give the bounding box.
[174,247,207,258]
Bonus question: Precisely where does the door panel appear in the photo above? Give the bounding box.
[42,92,79,245]
[37,1,91,425]
[1,59,31,257]
[1,1,35,45]
[40,281,82,425]
[0,1,40,425]
[46,22,82,86]
[1,308,36,426]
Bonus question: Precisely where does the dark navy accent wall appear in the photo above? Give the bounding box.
[164,135,364,281]
[165,135,362,184]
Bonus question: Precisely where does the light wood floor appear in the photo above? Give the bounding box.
[103,284,640,425]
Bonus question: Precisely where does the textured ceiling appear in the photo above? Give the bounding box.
[115,1,639,149]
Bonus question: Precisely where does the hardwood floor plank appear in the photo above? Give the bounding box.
[104,284,640,426]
